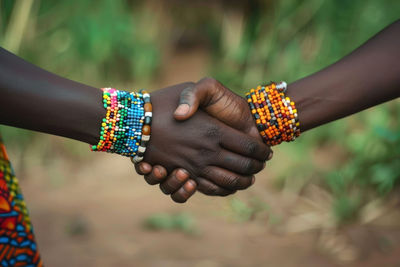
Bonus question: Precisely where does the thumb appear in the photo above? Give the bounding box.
[174,84,206,121]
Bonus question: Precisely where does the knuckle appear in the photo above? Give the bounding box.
[188,155,206,173]
[224,175,239,189]
[198,148,217,160]
[200,77,216,85]
[202,167,213,177]
[242,159,255,174]
[204,125,221,139]
[199,77,221,91]
[207,77,218,86]
[243,140,258,155]
[223,173,251,190]
[205,184,220,196]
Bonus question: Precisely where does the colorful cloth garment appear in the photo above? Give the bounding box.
[0,135,42,266]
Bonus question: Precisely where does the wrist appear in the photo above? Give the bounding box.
[286,73,338,132]
[79,88,105,145]
[286,80,310,132]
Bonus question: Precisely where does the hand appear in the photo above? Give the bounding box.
[135,164,198,203]
[135,82,271,202]
[174,77,261,139]
[135,79,272,203]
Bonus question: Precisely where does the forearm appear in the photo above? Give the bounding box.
[0,48,104,144]
[287,20,400,132]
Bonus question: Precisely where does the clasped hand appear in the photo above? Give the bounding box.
[133,78,272,203]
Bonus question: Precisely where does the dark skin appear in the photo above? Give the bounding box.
[137,19,400,202]
[0,47,272,197]
[137,74,273,200]
[135,77,271,202]
[145,83,271,196]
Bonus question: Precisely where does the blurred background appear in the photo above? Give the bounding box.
[1,0,400,266]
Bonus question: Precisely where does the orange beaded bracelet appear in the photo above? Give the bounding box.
[246,81,300,146]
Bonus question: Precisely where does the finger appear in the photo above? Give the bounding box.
[196,177,236,196]
[202,166,254,191]
[171,179,197,203]
[144,165,168,185]
[174,77,220,120]
[174,84,203,120]
[134,162,153,175]
[159,169,190,195]
[216,149,264,175]
[220,126,272,162]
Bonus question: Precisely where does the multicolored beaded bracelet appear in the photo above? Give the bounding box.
[131,90,152,164]
[246,81,300,146]
[91,88,152,162]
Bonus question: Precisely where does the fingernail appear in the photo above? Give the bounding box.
[268,151,274,160]
[174,104,190,116]
[176,169,189,181]
[184,180,197,191]
[139,164,150,173]
[251,176,255,185]
[154,167,163,178]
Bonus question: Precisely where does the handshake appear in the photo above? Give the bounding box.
[132,78,273,203]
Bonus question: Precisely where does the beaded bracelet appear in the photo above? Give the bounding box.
[246,81,300,146]
[91,88,152,163]
[131,90,152,164]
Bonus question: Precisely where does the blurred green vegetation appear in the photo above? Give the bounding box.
[1,0,399,225]
[229,197,281,225]
[143,212,198,235]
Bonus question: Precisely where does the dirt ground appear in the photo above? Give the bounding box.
[3,142,396,267]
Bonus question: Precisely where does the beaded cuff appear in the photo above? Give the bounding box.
[91,88,152,161]
[246,81,300,146]
[131,90,152,163]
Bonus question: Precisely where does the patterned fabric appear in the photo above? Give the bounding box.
[0,135,42,266]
